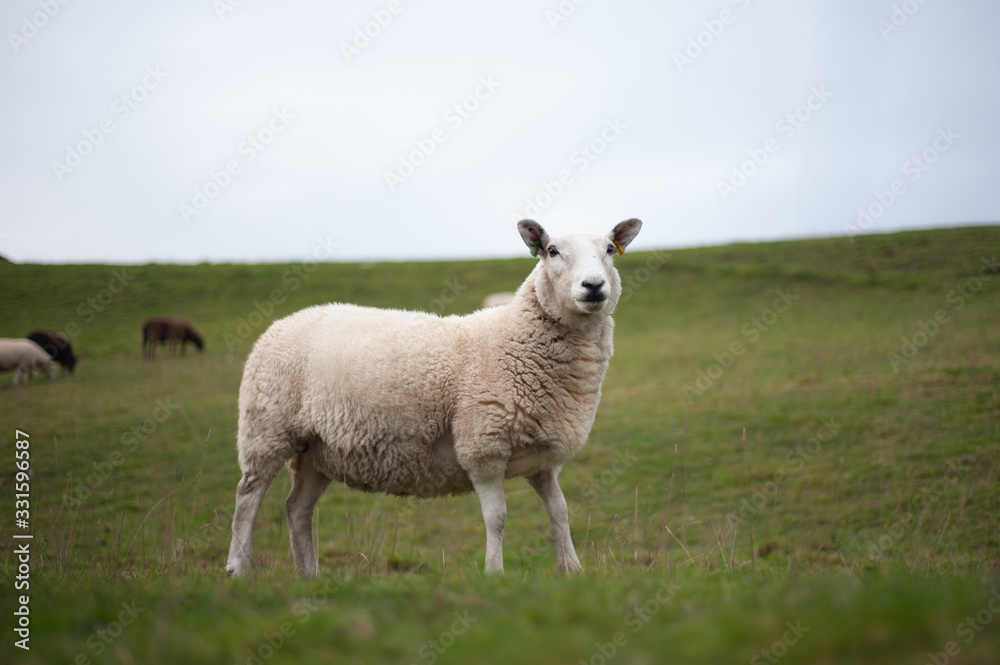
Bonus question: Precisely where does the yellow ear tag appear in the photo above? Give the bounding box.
[614,240,625,256]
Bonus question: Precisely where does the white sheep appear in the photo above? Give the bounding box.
[225,218,642,577]
[0,338,58,385]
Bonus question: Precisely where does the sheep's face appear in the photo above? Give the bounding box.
[518,219,642,325]
[547,233,620,315]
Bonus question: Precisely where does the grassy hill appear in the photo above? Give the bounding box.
[1,225,998,664]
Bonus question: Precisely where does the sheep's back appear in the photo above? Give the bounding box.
[298,304,460,434]
[0,339,54,371]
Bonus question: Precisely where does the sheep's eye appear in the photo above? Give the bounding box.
[548,246,559,257]
[606,244,615,255]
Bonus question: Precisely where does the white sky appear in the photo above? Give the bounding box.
[1,0,997,264]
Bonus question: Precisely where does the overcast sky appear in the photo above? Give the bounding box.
[1,0,997,264]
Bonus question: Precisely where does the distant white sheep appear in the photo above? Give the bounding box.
[481,292,515,309]
[225,218,642,577]
[0,338,58,385]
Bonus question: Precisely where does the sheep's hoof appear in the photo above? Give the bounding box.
[225,562,248,577]
[558,560,584,574]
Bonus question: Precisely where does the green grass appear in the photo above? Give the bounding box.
[1,225,999,664]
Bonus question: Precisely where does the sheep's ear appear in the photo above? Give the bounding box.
[609,218,642,254]
[518,219,550,258]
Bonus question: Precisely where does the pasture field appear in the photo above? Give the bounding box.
[1,225,999,664]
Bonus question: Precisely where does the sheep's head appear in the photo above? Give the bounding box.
[518,218,642,328]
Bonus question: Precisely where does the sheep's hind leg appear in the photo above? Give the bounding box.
[285,450,331,578]
[527,465,583,573]
[225,462,283,577]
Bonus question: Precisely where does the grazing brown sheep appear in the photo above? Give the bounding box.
[27,329,77,373]
[142,316,204,359]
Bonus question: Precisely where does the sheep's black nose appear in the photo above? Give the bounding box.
[580,279,607,302]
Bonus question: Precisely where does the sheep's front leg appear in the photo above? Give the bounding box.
[527,466,583,573]
[471,474,507,574]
